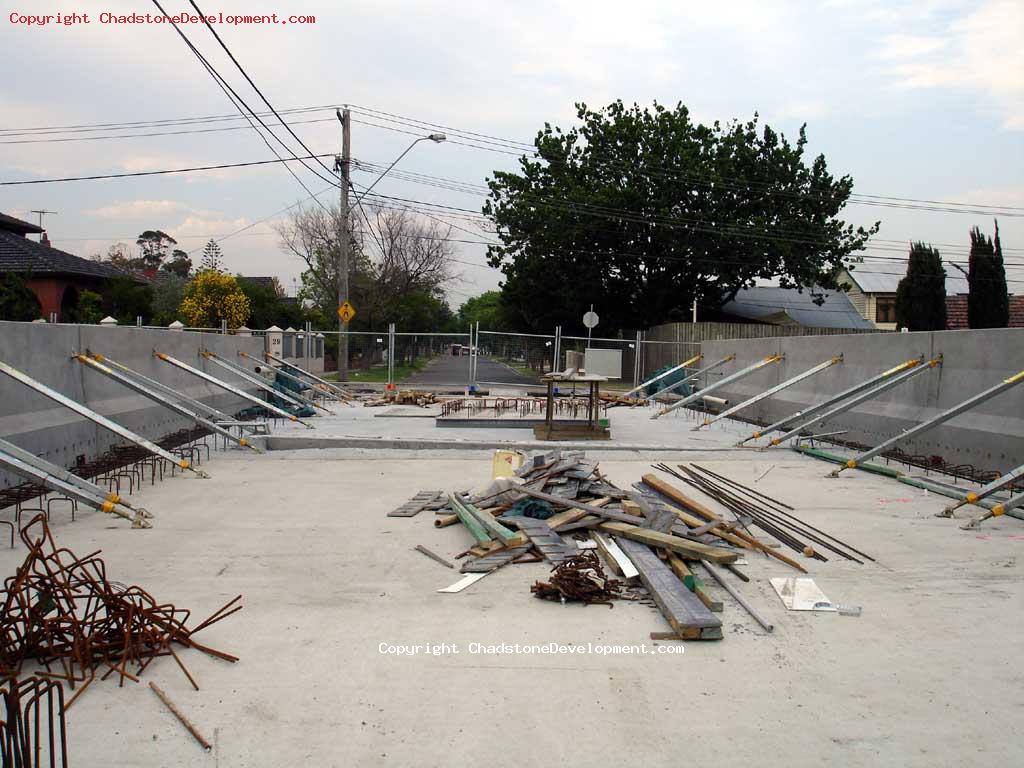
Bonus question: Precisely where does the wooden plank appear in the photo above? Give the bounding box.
[544,496,611,530]
[437,572,489,593]
[591,533,639,581]
[515,517,578,563]
[460,544,534,573]
[414,545,454,569]
[387,490,443,517]
[597,522,738,564]
[666,554,722,612]
[616,538,722,640]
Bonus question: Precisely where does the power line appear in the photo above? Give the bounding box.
[148,0,337,208]
[185,0,338,181]
[0,154,335,185]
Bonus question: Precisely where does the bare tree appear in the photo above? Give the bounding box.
[275,202,458,327]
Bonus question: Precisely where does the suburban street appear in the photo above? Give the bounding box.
[404,354,539,387]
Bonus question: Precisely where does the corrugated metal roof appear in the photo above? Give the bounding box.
[722,286,876,330]
[843,267,970,295]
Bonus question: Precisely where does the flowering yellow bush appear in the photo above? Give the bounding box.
[178,271,251,329]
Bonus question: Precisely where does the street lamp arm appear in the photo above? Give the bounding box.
[351,133,445,205]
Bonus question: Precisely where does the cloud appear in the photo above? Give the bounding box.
[86,199,186,218]
[879,1,1024,129]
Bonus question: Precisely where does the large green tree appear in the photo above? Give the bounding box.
[136,230,178,270]
[484,101,879,332]
[967,222,1009,329]
[895,243,947,331]
[0,272,42,321]
[457,290,510,330]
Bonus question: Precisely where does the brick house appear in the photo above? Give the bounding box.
[0,212,140,321]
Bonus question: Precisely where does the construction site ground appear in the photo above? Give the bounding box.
[2,406,1021,767]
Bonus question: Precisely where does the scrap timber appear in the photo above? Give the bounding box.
[388,449,870,642]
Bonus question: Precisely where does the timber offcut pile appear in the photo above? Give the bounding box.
[392,451,871,641]
[363,389,441,407]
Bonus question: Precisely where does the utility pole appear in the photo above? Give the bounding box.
[336,109,351,381]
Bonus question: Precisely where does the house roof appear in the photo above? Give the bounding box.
[842,266,970,295]
[0,229,137,281]
[0,212,43,236]
[722,286,876,330]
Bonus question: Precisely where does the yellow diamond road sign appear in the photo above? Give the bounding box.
[337,301,356,323]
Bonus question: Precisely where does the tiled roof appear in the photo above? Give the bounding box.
[722,286,876,330]
[0,212,43,235]
[0,229,137,280]
[1010,296,1024,328]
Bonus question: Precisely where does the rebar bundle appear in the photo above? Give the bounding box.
[1,674,69,767]
[0,515,242,709]
[531,551,623,607]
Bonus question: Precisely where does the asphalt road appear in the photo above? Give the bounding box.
[403,355,539,387]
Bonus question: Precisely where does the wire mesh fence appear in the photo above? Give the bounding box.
[477,331,556,385]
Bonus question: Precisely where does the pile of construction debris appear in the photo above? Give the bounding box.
[394,451,870,640]
[363,389,441,407]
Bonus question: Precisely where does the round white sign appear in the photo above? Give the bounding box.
[583,311,599,329]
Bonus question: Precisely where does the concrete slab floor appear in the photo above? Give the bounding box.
[1,448,1022,767]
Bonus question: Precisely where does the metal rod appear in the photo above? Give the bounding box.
[638,355,735,404]
[88,352,233,422]
[148,682,212,752]
[0,442,147,526]
[240,351,347,405]
[0,357,208,477]
[200,352,325,415]
[700,560,774,632]
[833,368,1024,476]
[263,351,354,401]
[653,355,784,420]
[201,351,311,411]
[961,490,1024,529]
[767,358,941,447]
[156,351,313,428]
[735,356,925,446]
[942,462,1024,515]
[75,354,259,453]
[620,353,702,399]
[696,355,842,431]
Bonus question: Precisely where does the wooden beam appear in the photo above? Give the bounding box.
[597,522,738,564]
[666,554,722,612]
[617,538,722,640]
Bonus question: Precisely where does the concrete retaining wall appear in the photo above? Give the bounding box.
[0,321,264,488]
[700,328,1024,474]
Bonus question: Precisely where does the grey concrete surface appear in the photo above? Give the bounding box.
[0,321,263,488]
[4,444,1020,767]
[702,328,1024,473]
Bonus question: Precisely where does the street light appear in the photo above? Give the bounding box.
[353,132,446,203]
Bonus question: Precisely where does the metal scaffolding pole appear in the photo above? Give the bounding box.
[90,352,233,422]
[202,350,329,414]
[766,357,942,448]
[652,355,784,420]
[694,356,842,431]
[831,368,1024,476]
[0,358,208,477]
[640,355,734,405]
[74,354,260,453]
[155,352,314,428]
[240,351,348,405]
[0,436,151,525]
[961,490,1024,529]
[735,357,924,447]
[941,462,1024,516]
[263,351,355,402]
[620,353,702,399]
[0,446,149,527]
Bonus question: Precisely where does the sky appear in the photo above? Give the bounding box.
[2,0,1022,311]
